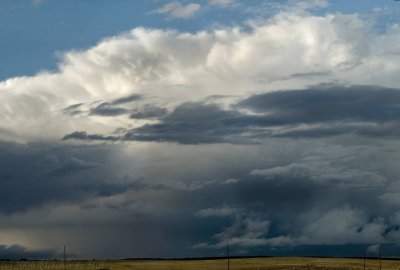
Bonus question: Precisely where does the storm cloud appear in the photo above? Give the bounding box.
[63,85,400,144]
[3,0,400,259]
[0,244,57,260]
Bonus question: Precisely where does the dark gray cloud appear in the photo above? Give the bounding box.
[8,84,400,258]
[62,131,119,141]
[111,94,142,105]
[124,102,258,144]
[289,71,331,78]
[89,102,129,117]
[89,94,143,116]
[64,102,266,144]
[63,84,400,144]
[62,103,85,116]
[239,84,400,124]
[49,157,99,176]
[0,141,130,214]
[1,136,400,258]
[0,244,57,260]
[130,105,168,119]
[63,94,143,117]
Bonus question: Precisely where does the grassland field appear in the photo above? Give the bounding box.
[1,257,400,270]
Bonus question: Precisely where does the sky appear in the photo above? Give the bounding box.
[2,0,400,260]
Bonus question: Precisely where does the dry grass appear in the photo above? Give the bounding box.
[1,257,399,270]
[104,257,400,270]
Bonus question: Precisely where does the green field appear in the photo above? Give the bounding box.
[0,257,399,270]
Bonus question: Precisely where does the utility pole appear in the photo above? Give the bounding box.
[363,247,366,270]
[379,246,382,270]
[64,245,66,270]
[227,244,230,270]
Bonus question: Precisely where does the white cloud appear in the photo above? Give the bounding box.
[291,0,329,11]
[2,8,400,142]
[194,214,271,248]
[208,0,235,6]
[195,206,392,249]
[152,1,201,18]
[299,206,387,245]
[266,207,388,247]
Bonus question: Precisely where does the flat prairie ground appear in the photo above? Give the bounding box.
[105,258,400,270]
[1,257,399,270]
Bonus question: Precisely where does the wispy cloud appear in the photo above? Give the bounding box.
[152,1,201,18]
[208,0,235,6]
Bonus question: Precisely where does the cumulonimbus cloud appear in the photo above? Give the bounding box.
[3,3,400,258]
[2,8,400,143]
